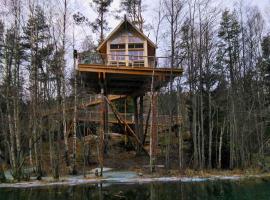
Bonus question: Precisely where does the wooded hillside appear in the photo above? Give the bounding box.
[0,0,269,182]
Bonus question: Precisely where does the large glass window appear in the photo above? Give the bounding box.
[128,51,144,61]
[128,43,143,49]
[111,51,125,61]
[110,44,125,49]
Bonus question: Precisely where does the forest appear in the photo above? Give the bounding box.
[0,0,270,182]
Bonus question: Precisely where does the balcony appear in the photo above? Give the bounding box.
[78,52,176,69]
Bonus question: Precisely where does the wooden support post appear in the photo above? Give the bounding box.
[99,87,105,176]
[150,92,158,173]
[133,97,139,152]
[138,96,144,153]
[124,98,127,145]
[98,72,109,177]
[143,105,151,145]
[104,91,109,155]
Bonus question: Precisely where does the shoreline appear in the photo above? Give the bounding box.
[0,171,269,189]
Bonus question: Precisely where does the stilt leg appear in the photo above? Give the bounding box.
[133,97,139,152]
[104,92,109,155]
[150,92,157,173]
[99,88,105,176]
[139,96,144,153]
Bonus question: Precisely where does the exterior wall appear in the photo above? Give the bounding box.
[144,40,148,67]
[106,29,149,67]
[148,44,156,68]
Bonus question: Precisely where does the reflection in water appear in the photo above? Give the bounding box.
[1,178,270,200]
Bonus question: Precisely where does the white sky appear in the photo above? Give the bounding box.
[72,0,270,49]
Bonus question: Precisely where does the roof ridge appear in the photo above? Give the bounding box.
[97,18,156,51]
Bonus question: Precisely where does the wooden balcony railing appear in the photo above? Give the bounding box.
[78,52,181,69]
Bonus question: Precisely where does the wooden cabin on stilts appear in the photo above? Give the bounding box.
[75,17,183,175]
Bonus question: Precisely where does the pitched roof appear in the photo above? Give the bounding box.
[97,18,157,51]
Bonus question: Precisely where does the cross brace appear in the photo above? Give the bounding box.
[104,96,149,156]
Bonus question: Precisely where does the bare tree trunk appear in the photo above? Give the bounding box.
[48,120,54,174]
[192,93,198,169]
[177,86,183,169]
[218,119,225,169]
[150,92,158,173]
[188,1,198,169]
[71,38,77,175]
[198,5,205,169]
[61,0,70,168]
[53,119,61,180]
[5,62,17,178]
[208,93,212,169]
[7,101,16,170]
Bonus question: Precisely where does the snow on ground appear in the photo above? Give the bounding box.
[1,168,265,189]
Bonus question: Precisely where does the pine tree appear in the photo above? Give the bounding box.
[90,0,113,43]
[120,0,144,30]
[218,10,243,168]
[218,10,240,87]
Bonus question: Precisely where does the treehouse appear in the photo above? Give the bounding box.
[77,18,183,96]
[76,18,183,175]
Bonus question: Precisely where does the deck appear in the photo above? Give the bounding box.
[77,53,183,96]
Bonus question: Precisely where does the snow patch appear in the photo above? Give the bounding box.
[0,174,265,189]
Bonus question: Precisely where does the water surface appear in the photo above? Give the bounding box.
[0,178,270,200]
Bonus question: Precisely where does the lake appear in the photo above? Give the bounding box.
[0,178,270,200]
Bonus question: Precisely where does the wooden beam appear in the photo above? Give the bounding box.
[78,64,183,76]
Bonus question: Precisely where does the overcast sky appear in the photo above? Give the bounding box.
[71,0,270,50]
